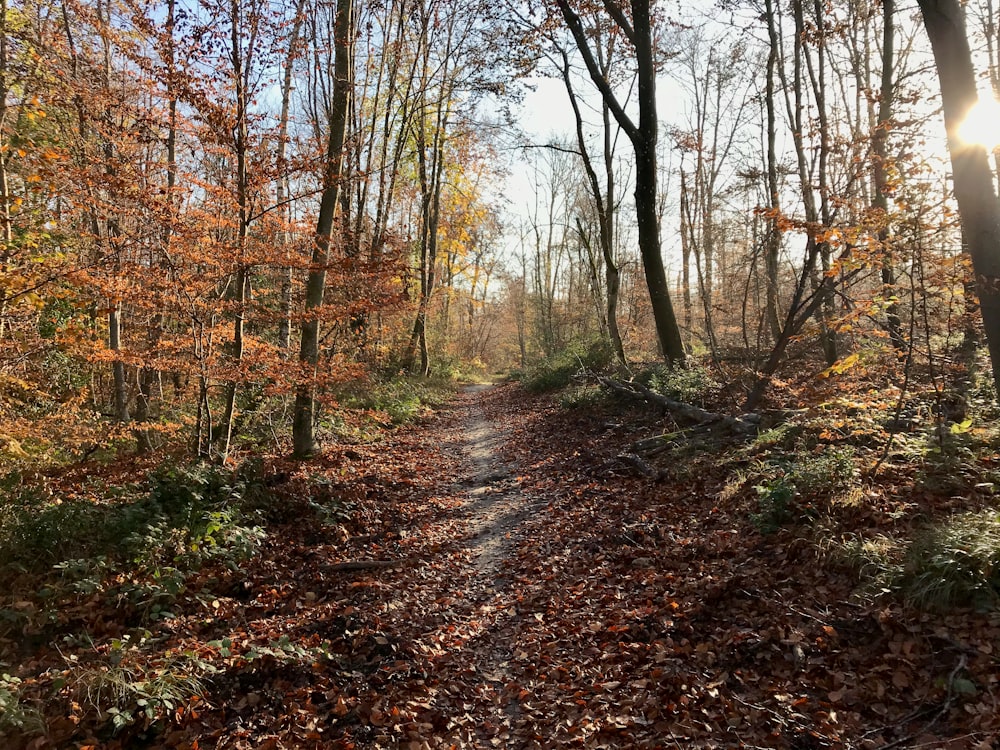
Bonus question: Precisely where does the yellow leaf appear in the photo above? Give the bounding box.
[819,353,860,378]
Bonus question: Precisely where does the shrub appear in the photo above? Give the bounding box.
[558,384,607,409]
[747,448,857,533]
[522,339,613,393]
[0,673,43,735]
[0,464,266,626]
[72,636,213,734]
[640,362,720,407]
[338,375,455,424]
[751,478,796,534]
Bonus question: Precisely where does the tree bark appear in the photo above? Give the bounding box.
[276,0,306,353]
[918,0,1000,397]
[555,0,685,364]
[557,43,626,364]
[293,0,352,458]
[219,0,253,463]
[763,0,782,341]
[874,0,904,351]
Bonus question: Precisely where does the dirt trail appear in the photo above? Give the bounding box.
[410,383,546,744]
[458,383,540,574]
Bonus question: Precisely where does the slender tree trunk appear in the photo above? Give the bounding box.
[0,0,12,344]
[84,0,130,426]
[109,301,129,423]
[792,0,837,366]
[680,181,693,349]
[557,43,626,364]
[874,0,905,351]
[276,0,305,353]
[293,0,352,458]
[218,0,252,463]
[556,0,685,364]
[135,0,178,453]
[631,1,685,364]
[763,0,782,341]
[601,99,625,365]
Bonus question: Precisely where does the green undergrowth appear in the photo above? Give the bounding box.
[334,374,457,428]
[0,460,358,739]
[560,354,1000,615]
[898,509,1000,610]
[831,508,1000,612]
[0,464,269,632]
[516,339,614,393]
[636,362,722,407]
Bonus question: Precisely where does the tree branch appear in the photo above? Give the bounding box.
[554,0,639,143]
[601,0,635,43]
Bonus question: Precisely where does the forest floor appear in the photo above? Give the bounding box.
[4,382,1000,749]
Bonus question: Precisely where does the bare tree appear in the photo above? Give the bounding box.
[554,0,685,363]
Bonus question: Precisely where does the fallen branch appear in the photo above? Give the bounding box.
[320,558,413,574]
[616,452,662,479]
[594,375,759,435]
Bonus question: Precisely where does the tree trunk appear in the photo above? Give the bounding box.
[0,0,11,344]
[918,0,1000,396]
[293,0,352,458]
[276,0,306,353]
[763,0,782,341]
[218,0,252,463]
[556,0,685,364]
[631,0,685,364]
[558,44,625,364]
[874,0,904,351]
[136,0,178,453]
[109,301,129,423]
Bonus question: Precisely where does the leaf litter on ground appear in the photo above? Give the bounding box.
[2,382,1000,748]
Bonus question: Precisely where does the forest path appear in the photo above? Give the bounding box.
[456,383,540,575]
[378,382,547,746]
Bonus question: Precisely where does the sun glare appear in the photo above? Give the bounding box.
[957,95,1000,151]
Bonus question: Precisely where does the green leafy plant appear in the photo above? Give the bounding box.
[0,673,43,735]
[558,384,606,409]
[751,478,796,534]
[337,375,455,424]
[747,449,857,533]
[522,339,612,393]
[306,479,356,528]
[642,362,720,407]
[72,637,212,734]
[1,464,266,628]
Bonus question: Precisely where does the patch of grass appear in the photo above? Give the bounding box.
[558,384,608,410]
[750,423,799,451]
[72,635,214,734]
[338,375,456,424]
[743,448,858,534]
[898,509,1000,611]
[829,533,905,599]
[835,512,1000,610]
